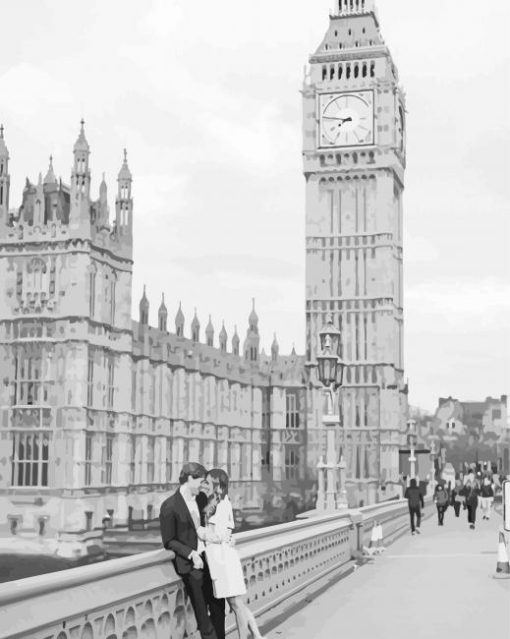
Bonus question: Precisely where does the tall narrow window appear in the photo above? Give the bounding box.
[110,278,116,325]
[147,437,155,483]
[131,369,137,412]
[85,433,92,486]
[355,315,360,360]
[89,269,96,318]
[104,435,113,485]
[286,393,300,429]
[130,435,136,484]
[87,350,94,406]
[107,355,115,409]
[166,438,172,483]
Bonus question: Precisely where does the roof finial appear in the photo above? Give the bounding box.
[0,124,4,138]
[123,148,128,162]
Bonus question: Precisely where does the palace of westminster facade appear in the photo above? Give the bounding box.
[0,0,408,537]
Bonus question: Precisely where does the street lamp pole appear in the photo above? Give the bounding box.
[315,316,347,512]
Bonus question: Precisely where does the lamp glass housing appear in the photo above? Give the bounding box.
[319,319,342,358]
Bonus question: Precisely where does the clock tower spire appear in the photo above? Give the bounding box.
[304,3,407,505]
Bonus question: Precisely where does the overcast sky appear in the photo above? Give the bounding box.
[1,0,509,412]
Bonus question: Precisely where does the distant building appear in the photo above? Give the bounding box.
[434,396,508,442]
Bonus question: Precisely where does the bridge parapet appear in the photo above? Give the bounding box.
[0,499,411,639]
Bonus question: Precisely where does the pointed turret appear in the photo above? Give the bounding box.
[191,309,200,342]
[175,302,185,337]
[96,172,109,229]
[232,326,240,357]
[244,298,260,362]
[71,119,90,197]
[33,173,45,226]
[44,155,57,185]
[271,333,279,362]
[158,293,168,332]
[205,315,214,347]
[115,148,133,237]
[248,297,259,333]
[219,322,228,353]
[139,285,149,325]
[0,124,10,226]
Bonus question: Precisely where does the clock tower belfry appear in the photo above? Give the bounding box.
[304,0,408,505]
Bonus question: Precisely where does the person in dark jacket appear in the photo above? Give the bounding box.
[480,477,494,520]
[433,484,449,526]
[464,481,479,530]
[404,478,424,535]
[159,462,226,639]
[451,477,464,517]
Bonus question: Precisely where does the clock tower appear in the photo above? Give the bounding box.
[304,0,408,504]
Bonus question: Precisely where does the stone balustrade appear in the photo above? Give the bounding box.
[0,499,412,639]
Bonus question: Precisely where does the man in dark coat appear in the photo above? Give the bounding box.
[404,478,424,535]
[159,462,225,639]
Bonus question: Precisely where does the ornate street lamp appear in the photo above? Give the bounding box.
[315,316,347,511]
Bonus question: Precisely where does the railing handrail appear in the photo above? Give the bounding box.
[0,498,409,608]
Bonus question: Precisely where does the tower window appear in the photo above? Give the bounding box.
[354,64,359,78]
[322,65,327,80]
[362,63,367,78]
[330,66,335,80]
[346,64,351,79]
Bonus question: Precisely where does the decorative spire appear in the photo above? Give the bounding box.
[44,155,57,185]
[118,148,132,182]
[232,325,240,356]
[0,124,8,159]
[139,285,149,325]
[73,118,90,153]
[100,172,107,196]
[271,333,279,362]
[219,321,227,339]
[158,293,168,332]
[175,301,185,336]
[191,308,200,342]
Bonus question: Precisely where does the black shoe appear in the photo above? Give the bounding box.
[416,529,421,534]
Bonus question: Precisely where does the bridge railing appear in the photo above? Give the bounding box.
[0,499,412,639]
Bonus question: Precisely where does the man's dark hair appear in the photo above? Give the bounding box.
[179,462,207,485]
[410,478,417,488]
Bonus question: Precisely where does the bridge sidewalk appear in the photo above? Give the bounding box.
[267,506,510,639]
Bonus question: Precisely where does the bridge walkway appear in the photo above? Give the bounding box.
[267,506,510,639]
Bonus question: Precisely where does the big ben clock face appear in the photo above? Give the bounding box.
[319,91,374,148]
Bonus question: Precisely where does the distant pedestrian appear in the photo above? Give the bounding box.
[480,477,494,520]
[433,484,449,526]
[451,477,464,517]
[404,478,424,536]
[465,481,479,530]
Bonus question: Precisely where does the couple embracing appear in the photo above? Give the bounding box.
[159,462,265,639]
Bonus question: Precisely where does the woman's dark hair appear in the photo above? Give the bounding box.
[204,469,229,523]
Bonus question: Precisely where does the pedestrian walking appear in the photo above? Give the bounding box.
[433,484,449,526]
[451,477,464,518]
[465,481,479,530]
[480,476,494,520]
[404,478,424,535]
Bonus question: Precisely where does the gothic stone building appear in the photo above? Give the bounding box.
[0,0,408,539]
[0,124,308,538]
